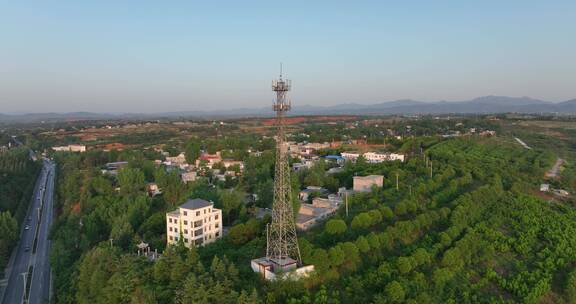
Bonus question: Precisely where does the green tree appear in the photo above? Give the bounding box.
[355,236,370,253]
[0,211,18,265]
[328,246,345,267]
[351,213,372,230]
[238,289,260,304]
[185,140,201,164]
[325,219,347,235]
[385,281,405,303]
[567,269,576,304]
[117,168,145,197]
[380,206,394,220]
[218,188,245,225]
[110,216,134,249]
[76,247,116,304]
[397,256,414,274]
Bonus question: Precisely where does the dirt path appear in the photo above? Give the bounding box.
[546,158,564,178]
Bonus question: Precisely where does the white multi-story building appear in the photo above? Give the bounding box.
[363,152,405,163]
[341,152,360,161]
[52,144,86,152]
[166,198,223,248]
[341,151,405,163]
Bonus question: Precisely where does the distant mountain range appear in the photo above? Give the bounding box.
[289,96,576,116]
[1,96,575,123]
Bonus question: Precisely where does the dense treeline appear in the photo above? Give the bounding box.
[50,147,267,303]
[0,147,40,270]
[49,135,576,303]
[295,117,500,144]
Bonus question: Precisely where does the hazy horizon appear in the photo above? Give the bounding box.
[1,1,575,113]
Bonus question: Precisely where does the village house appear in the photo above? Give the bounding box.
[299,186,329,202]
[296,196,343,231]
[165,152,187,166]
[353,175,384,192]
[146,183,162,197]
[52,144,87,152]
[181,171,198,184]
[196,152,222,167]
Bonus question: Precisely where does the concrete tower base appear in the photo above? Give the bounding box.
[251,257,315,281]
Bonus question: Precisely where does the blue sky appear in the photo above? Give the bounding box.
[1,1,575,113]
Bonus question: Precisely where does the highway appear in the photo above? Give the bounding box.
[1,159,55,304]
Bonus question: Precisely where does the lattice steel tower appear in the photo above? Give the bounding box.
[266,66,302,268]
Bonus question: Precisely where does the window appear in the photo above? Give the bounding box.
[175,228,178,233]
[169,236,173,240]
[216,232,220,237]
[184,229,188,234]
[215,223,219,228]
[183,211,187,216]
[204,209,206,214]
[169,227,173,232]
[169,218,172,223]
[196,211,200,216]
[184,220,188,225]
[215,214,219,220]
[184,238,188,243]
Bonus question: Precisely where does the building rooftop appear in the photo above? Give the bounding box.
[354,174,384,179]
[180,198,213,210]
[167,209,180,217]
[297,213,316,224]
[300,186,329,194]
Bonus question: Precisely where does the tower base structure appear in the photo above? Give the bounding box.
[251,257,315,281]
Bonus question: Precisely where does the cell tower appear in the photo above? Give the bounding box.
[251,66,313,280]
[266,65,301,266]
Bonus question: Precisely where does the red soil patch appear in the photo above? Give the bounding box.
[71,202,81,214]
[261,115,358,126]
[262,117,307,126]
[93,142,127,151]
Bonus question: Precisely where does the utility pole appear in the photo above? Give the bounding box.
[430,160,433,178]
[396,172,399,191]
[21,272,29,304]
[109,238,114,248]
[345,192,349,218]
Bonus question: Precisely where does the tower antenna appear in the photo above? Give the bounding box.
[267,64,300,265]
[252,66,314,280]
